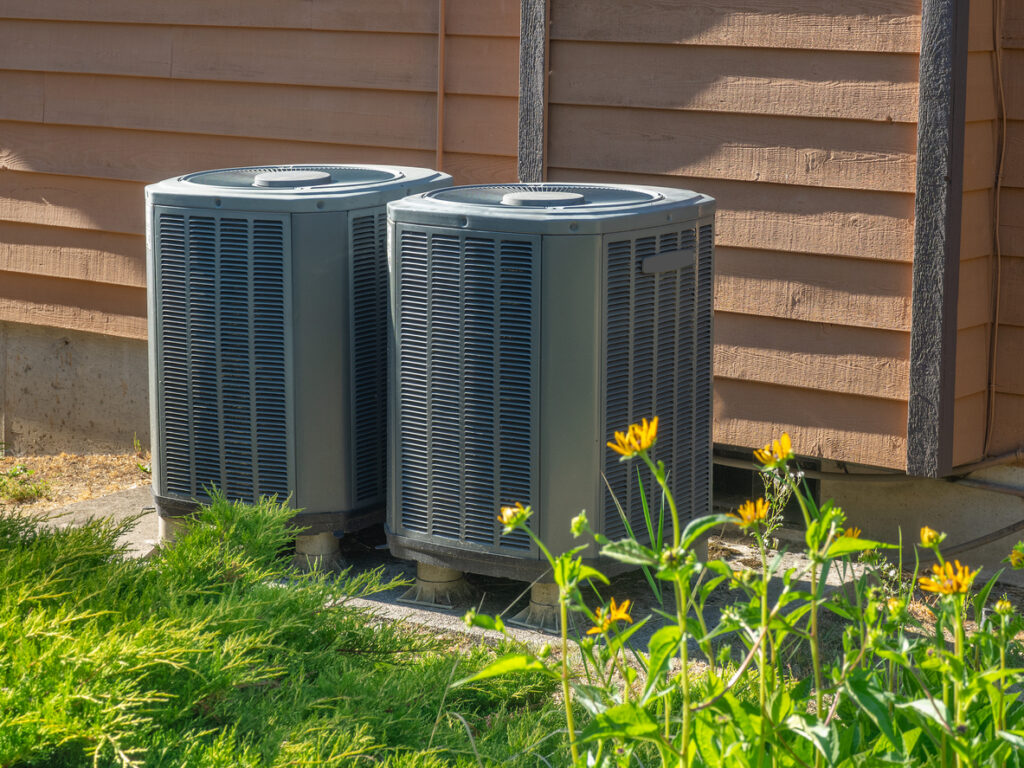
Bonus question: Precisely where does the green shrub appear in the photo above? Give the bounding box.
[464,425,1024,767]
[0,494,562,767]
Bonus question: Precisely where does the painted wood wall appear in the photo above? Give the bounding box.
[0,0,519,340]
[983,0,1024,457]
[954,0,999,466]
[545,0,922,469]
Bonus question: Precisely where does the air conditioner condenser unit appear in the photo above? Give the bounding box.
[146,164,452,543]
[386,183,715,587]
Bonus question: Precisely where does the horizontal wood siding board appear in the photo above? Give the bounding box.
[962,121,997,192]
[0,222,144,287]
[548,167,915,260]
[0,170,144,235]
[550,0,922,53]
[994,326,1024,395]
[989,393,1024,453]
[968,0,994,52]
[714,378,908,469]
[1004,121,1024,186]
[0,71,45,123]
[997,256,1024,324]
[952,391,987,465]
[956,256,993,329]
[907,0,969,477]
[715,312,909,400]
[716,247,911,330]
[0,270,146,339]
[0,0,518,36]
[0,121,436,183]
[961,188,994,258]
[1003,51,1024,118]
[550,41,919,123]
[548,104,917,193]
[965,51,998,120]
[440,152,518,184]
[442,95,518,156]
[445,36,519,97]
[954,324,990,397]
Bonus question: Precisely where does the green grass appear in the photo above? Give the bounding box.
[0,495,566,767]
[0,464,49,502]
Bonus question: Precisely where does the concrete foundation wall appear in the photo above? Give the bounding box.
[822,464,1024,588]
[0,321,148,455]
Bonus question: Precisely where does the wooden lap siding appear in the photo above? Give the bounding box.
[953,0,1000,465]
[546,0,921,469]
[988,0,1024,455]
[0,0,519,340]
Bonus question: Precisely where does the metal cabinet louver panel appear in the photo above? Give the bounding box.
[387,182,714,580]
[602,226,701,540]
[147,164,451,533]
[394,227,538,553]
[155,211,292,503]
[350,212,389,504]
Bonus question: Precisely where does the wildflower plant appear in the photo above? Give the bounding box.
[460,420,1024,767]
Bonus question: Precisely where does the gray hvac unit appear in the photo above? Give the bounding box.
[146,164,452,534]
[387,183,715,579]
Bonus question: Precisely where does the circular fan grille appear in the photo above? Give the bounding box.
[427,184,662,209]
[181,165,402,189]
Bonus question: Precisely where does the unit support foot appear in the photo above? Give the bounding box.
[508,581,561,632]
[294,532,341,572]
[398,563,474,608]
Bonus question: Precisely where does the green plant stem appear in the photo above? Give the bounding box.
[953,596,966,768]
[675,578,691,766]
[560,594,579,765]
[756,530,770,768]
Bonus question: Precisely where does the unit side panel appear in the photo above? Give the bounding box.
[290,211,350,512]
[537,235,603,555]
[391,223,540,557]
[152,205,293,506]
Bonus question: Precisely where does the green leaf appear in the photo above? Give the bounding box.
[581,702,662,743]
[680,513,733,551]
[642,626,680,702]
[453,653,554,686]
[577,564,610,585]
[897,698,951,730]
[825,536,893,559]
[784,714,836,765]
[600,538,658,566]
[844,671,901,755]
[972,569,1002,624]
[997,730,1024,750]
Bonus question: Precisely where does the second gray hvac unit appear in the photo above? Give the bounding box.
[387,183,715,578]
[146,165,451,533]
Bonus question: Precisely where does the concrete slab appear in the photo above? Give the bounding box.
[48,485,157,558]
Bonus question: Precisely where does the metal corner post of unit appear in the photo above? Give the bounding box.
[908,0,970,477]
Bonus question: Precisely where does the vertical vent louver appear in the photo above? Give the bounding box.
[350,212,388,504]
[695,223,715,517]
[396,229,537,552]
[156,211,291,503]
[603,227,698,539]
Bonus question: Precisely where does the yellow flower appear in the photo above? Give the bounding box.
[753,433,794,468]
[918,560,977,595]
[919,526,943,548]
[728,498,769,529]
[607,417,658,458]
[497,502,531,529]
[887,597,905,614]
[994,598,1014,616]
[1009,548,1024,569]
[843,527,862,539]
[587,597,633,635]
